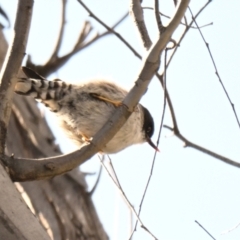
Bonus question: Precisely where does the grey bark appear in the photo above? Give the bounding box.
[0,19,108,240]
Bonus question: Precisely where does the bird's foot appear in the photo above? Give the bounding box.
[90,93,122,107]
[81,133,92,143]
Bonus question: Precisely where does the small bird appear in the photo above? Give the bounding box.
[15,67,158,154]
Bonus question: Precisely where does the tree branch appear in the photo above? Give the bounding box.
[165,0,212,71]
[52,0,67,59]
[154,0,165,34]
[0,0,33,154]
[101,155,158,240]
[158,0,212,134]
[1,0,190,182]
[148,0,190,63]
[27,10,129,77]
[143,6,213,29]
[129,0,152,50]
[164,125,240,168]
[188,6,240,130]
[76,0,142,58]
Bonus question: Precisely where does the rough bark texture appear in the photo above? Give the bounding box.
[0,23,108,240]
[0,24,50,240]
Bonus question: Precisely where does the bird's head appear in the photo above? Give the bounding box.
[142,106,159,152]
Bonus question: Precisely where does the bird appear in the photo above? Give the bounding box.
[15,67,158,154]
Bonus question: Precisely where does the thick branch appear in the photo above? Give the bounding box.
[0,0,33,154]
[2,0,190,182]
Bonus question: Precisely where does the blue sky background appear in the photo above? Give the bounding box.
[1,0,240,239]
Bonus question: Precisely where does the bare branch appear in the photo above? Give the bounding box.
[165,0,212,70]
[0,5,10,28]
[27,11,129,76]
[148,0,190,63]
[75,1,187,139]
[77,0,142,58]
[158,0,212,134]
[52,0,67,58]
[130,46,171,239]
[89,165,102,196]
[173,0,178,6]
[0,0,33,154]
[77,2,206,139]
[1,0,190,182]
[164,125,240,168]
[129,0,152,50]
[222,221,240,235]
[143,6,213,29]
[188,6,240,130]
[101,155,158,240]
[26,20,93,76]
[195,220,216,240]
[154,0,164,34]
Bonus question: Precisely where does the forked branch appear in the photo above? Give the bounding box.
[1,0,190,182]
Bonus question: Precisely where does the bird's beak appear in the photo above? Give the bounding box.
[146,136,160,152]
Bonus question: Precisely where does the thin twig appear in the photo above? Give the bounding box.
[82,11,141,59]
[106,155,121,187]
[154,0,164,34]
[156,0,212,135]
[76,0,182,139]
[143,6,213,29]
[52,0,67,58]
[77,0,141,57]
[77,12,129,52]
[28,12,129,77]
[87,11,179,138]
[165,0,212,71]
[164,125,240,168]
[129,0,152,50]
[100,155,158,240]
[173,0,178,6]
[183,15,188,28]
[89,165,102,196]
[0,0,33,154]
[188,6,240,130]
[221,221,240,235]
[147,0,190,63]
[129,44,172,239]
[195,220,216,240]
[0,6,10,28]
[156,72,180,133]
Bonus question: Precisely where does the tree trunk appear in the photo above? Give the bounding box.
[0,23,108,240]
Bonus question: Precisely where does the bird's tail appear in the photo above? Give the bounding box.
[15,67,71,100]
[15,67,72,111]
